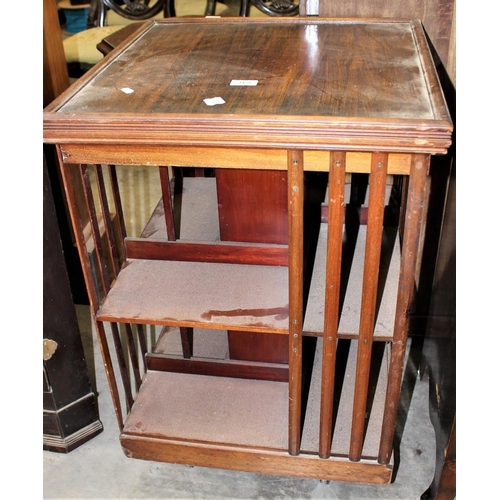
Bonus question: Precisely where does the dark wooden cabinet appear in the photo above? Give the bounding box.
[43,0,102,452]
[420,161,456,500]
[43,153,103,452]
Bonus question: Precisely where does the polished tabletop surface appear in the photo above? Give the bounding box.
[44,18,452,151]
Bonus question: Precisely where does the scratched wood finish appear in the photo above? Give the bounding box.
[44,19,452,153]
[311,0,455,85]
[49,21,434,118]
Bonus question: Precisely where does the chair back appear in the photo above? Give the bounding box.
[89,0,175,27]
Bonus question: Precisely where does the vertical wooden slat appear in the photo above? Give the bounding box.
[79,164,111,296]
[107,165,147,390]
[349,152,388,461]
[136,323,148,364]
[108,165,128,241]
[159,166,176,241]
[95,321,124,429]
[378,153,429,464]
[159,165,193,358]
[287,149,304,456]
[318,151,346,458]
[94,165,121,279]
[124,322,143,392]
[110,322,135,411]
[180,327,194,358]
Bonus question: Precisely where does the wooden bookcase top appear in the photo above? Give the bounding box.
[43,18,452,153]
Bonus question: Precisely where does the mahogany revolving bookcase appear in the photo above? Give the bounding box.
[43,17,452,484]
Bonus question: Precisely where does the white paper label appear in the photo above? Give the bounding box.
[203,97,226,106]
[230,80,258,86]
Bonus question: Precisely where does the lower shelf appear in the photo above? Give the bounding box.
[119,338,393,482]
[120,433,393,483]
[123,370,289,450]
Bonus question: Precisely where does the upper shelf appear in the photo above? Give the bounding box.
[96,176,400,340]
[96,258,290,333]
[43,18,452,154]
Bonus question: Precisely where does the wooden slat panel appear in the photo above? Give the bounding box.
[302,339,390,460]
[96,321,124,429]
[110,322,134,411]
[79,164,112,296]
[124,323,143,392]
[94,165,121,279]
[108,165,128,241]
[124,238,289,266]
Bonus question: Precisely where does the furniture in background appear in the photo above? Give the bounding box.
[58,1,91,34]
[44,17,452,481]
[235,0,298,16]
[420,160,456,500]
[62,0,299,78]
[43,0,103,452]
[61,0,173,77]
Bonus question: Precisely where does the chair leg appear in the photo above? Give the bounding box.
[165,0,176,17]
[239,0,251,16]
[205,0,217,16]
